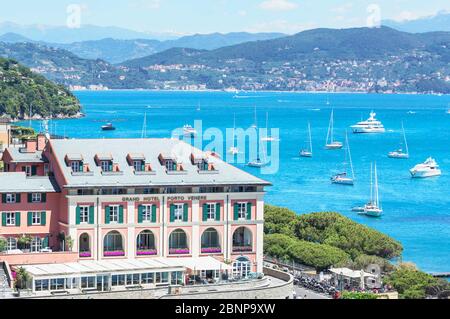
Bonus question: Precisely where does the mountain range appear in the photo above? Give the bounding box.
[383,11,450,33]
[0,26,449,94]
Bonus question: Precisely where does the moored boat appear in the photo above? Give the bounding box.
[101,123,116,131]
[410,157,442,178]
[325,109,343,150]
[351,111,385,134]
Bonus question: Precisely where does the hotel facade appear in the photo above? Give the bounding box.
[0,135,270,294]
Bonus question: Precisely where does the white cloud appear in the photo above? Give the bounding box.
[259,0,298,12]
[394,11,421,22]
[331,3,353,15]
[247,19,315,34]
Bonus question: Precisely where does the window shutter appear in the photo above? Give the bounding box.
[138,205,143,223]
[119,206,124,224]
[202,204,208,221]
[89,206,94,224]
[141,163,145,171]
[42,236,49,248]
[109,162,113,172]
[247,202,252,220]
[28,193,33,203]
[1,213,6,226]
[183,204,188,222]
[233,203,239,220]
[41,212,46,226]
[170,204,175,223]
[215,203,221,221]
[15,212,20,226]
[27,212,32,226]
[41,193,47,203]
[76,206,81,225]
[31,166,37,176]
[16,194,21,203]
[151,205,157,223]
[173,162,177,171]
[105,206,110,224]
[1,194,6,203]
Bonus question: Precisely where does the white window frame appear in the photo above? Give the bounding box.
[5,212,16,226]
[206,203,216,221]
[173,204,184,222]
[24,166,32,177]
[101,160,111,172]
[133,160,143,172]
[79,206,89,224]
[165,160,175,171]
[142,205,152,222]
[71,161,81,173]
[30,237,42,252]
[6,194,16,204]
[237,202,248,220]
[6,237,17,251]
[110,205,119,223]
[31,193,42,203]
[31,212,41,225]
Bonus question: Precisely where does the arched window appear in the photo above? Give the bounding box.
[232,256,251,278]
[6,237,17,251]
[30,236,42,252]
[104,231,124,256]
[136,230,156,255]
[169,229,189,254]
[201,228,221,253]
[79,233,90,252]
[232,227,252,252]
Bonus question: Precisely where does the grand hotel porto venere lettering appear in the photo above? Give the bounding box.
[0,134,270,295]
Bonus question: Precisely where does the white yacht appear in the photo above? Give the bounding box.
[388,122,409,159]
[247,158,268,168]
[183,125,197,137]
[410,157,442,178]
[300,122,313,158]
[351,112,386,134]
[363,163,383,217]
[325,109,343,150]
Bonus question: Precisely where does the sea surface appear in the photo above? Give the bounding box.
[23,90,450,273]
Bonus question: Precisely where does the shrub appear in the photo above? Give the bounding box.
[0,237,7,252]
[341,291,378,299]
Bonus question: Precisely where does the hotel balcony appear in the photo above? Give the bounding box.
[200,247,222,254]
[103,250,125,257]
[232,245,253,253]
[169,248,190,255]
[136,249,158,256]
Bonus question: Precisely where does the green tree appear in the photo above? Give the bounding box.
[0,237,7,252]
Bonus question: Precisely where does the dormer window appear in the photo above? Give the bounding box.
[101,160,112,172]
[71,161,81,173]
[133,160,144,172]
[166,159,176,172]
[197,160,209,171]
[191,152,216,172]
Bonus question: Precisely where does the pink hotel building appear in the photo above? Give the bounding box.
[0,135,270,294]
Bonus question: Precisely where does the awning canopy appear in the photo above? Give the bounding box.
[169,256,232,271]
[329,268,374,279]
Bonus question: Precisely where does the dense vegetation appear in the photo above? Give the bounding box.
[263,205,403,270]
[385,263,448,299]
[341,291,378,299]
[0,58,81,119]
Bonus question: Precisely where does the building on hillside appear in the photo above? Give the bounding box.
[0,117,11,150]
[0,136,270,295]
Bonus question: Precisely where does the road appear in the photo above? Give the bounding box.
[293,285,331,299]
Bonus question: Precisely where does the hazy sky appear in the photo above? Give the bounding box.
[1,0,450,35]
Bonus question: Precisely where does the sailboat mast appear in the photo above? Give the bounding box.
[374,163,379,208]
[402,122,409,156]
[308,122,313,154]
[141,112,147,138]
[330,109,334,143]
[370,162,373,204]
[346,132,355,180]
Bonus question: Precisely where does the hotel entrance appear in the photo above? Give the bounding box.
[96,274,110,292]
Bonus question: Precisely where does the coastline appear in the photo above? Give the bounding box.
[9,112,85,123]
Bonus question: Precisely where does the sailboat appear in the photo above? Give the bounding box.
[196,102,201,112]
[300,122,313,158]
[331,132,355,185]
[141,112,148,138]
[388,122,409,159]
[250,105,258,129]
[247,142,268,168]
[363,163,383,217]
[325,109,343,150]
[261,112,278,142]
[229,113,240,155]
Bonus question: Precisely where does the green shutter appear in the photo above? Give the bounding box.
[108,162,113,172]
[151,205,157,223]
[247,202,252,220]
[2,213,6,226]
[76,206,81,225]
[27,212,33,226]
[1,194,6,203]
[89,206,94,225]
[202,204,208,221]
[15,212,20,226]
[31,166,37,176]
[41,212,46,226]
[42,236,49,248]
[233,203,239,220]
[41,193,46,203]
[141,163,145,171]
[215,203,221,221]
[183,204,188,222]
[105,206,110,224]
[119,206,124,224]
[173,162,177,171]
[138,205,143,223]
[16,194,21,203]
[28,193,33,203]
[170,204,175,222]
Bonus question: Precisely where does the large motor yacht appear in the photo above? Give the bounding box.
[351,112,386,134]
[410,157,442,178]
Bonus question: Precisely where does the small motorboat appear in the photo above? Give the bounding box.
[247,158,268,168]
[101,123,116,131]
[410,157,442,178]
[183,125,197,137]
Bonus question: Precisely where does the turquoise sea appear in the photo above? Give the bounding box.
[23,91,450,273]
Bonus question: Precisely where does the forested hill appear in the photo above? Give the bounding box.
[0,58,81,120]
